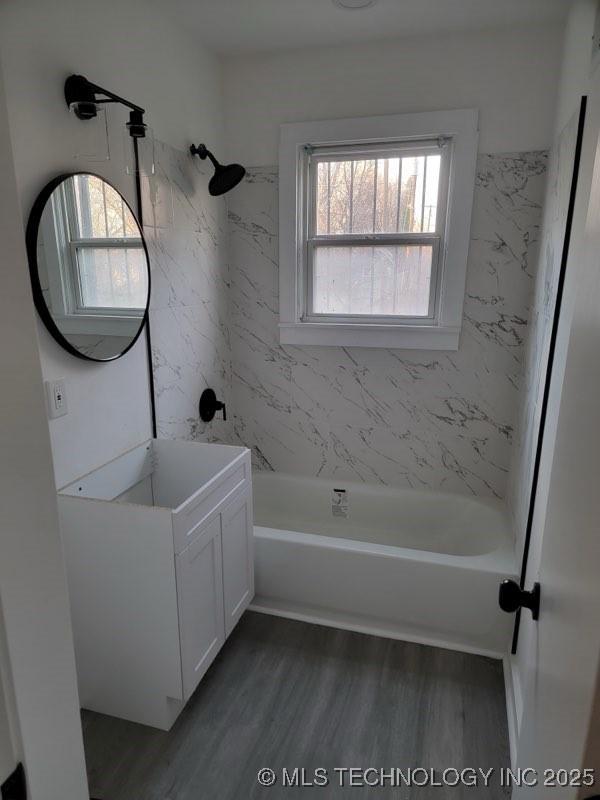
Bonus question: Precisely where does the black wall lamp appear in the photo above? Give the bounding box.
[63,72,158,436]
[190,143,246,196]
[65,74,147,138]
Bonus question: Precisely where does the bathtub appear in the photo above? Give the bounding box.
[251,473,517,657]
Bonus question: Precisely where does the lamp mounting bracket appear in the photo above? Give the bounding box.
[64,74,146,137]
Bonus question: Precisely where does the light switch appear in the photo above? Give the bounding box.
[45,378,68,419]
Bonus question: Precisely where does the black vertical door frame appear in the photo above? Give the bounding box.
[511,95,587,654]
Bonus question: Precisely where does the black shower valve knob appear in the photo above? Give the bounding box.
[199,388,227,422]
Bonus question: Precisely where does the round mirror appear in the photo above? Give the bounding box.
[26,173,150,362]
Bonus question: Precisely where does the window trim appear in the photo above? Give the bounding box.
[279,109,479,350]
[304,138,449,324]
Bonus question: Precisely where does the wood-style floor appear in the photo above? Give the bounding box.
[83,612,510,799]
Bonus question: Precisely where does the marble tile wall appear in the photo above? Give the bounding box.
[142,141,231,445]
[508,114,579,547]
[140,144,549,502]
[228,155,548,499]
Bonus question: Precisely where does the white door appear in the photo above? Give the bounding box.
[513,69,600,798]
[176,517,225,701]
[221,488,254,637]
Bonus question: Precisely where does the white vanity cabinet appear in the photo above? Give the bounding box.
[176,514,225,702]
[57,439,253,730]
[221,487,254,636]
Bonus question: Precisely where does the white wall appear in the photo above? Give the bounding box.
[0,60,88,799]
[0,0,224,487]
[0,606,19,786]
[554,0,598,136]
[222,24,563,167]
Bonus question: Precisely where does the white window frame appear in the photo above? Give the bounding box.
[44,179,145,338]
[279,109,479,350]
[305,139,449,325]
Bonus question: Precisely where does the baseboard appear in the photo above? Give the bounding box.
[503,655,518,769]
[249,600,505,660]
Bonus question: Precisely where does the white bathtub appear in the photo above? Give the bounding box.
[251,472,517,657]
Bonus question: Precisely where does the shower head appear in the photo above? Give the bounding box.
[209,162,246,197]
[190,143,246,196]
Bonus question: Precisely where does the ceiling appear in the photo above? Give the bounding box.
[170,0,571,56]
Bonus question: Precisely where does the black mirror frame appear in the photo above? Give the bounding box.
[25,172,151,363]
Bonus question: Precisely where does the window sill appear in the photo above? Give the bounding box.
[279,322,460,350]
[56,314,142,338]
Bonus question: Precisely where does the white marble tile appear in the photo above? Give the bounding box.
[144,146,548,500]
[143,141,227,312]
[228,155,547,499]
[507,115,579,548]
[143,140,231,445]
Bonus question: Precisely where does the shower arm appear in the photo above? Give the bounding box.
[190,143,220,168]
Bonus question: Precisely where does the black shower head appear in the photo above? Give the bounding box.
[209,162,246,196]
[190,143,246,196]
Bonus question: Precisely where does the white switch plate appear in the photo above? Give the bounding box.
[45,378,68,419]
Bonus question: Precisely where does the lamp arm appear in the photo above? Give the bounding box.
[64,75,145,115]
[84,82,145,115]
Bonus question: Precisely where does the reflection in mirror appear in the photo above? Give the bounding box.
[28,173,150,361]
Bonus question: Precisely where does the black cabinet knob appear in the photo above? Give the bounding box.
[499,579,540,620]
[199,388,227,422]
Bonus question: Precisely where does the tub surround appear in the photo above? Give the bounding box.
[508,114,580,552]
[228,154,547,499]
[142,140,232,446]
[141,147,548,504]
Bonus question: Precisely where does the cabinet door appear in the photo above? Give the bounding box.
[221,487,255,637]
[176,516,225,701]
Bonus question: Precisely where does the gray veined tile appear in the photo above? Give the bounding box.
[228,156,547,500]
[150,148,547,504]
[508,116,579,552]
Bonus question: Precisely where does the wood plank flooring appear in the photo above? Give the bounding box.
[83,612,510,799]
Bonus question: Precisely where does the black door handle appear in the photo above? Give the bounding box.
[499,580,541,620]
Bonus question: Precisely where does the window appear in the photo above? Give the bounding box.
[48,175,147,321]
[69,175,147,313]
[279,110,479,349]
[309,142,445,321]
